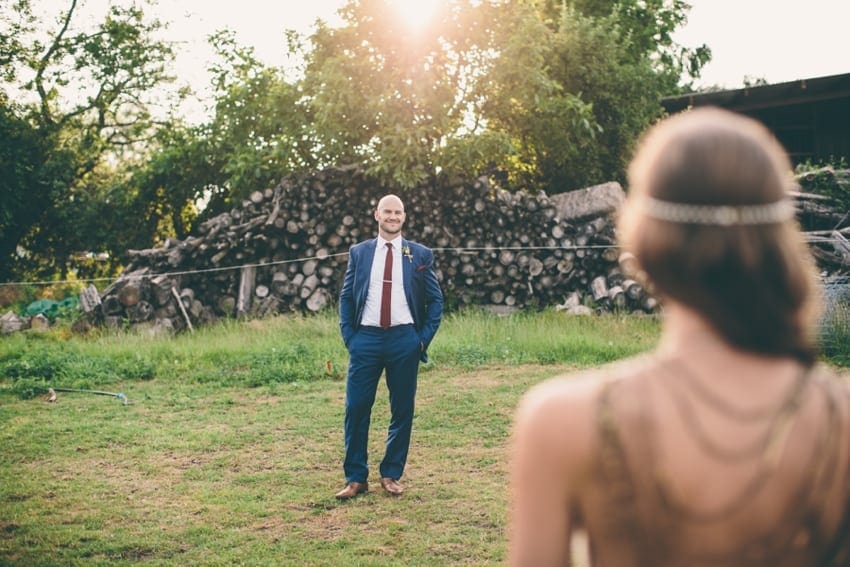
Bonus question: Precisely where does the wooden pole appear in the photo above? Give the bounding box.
[171,287,194,332]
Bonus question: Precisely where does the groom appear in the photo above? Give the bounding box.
[336,194,443,499]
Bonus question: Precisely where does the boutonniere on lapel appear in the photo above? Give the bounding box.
[402,245,413,262]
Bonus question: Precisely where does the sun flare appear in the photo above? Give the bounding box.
[387,0,441,32]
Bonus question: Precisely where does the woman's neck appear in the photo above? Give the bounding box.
[657,302,729,357]
[656,300,800,380]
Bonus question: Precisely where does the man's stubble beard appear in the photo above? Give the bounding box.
[380,221,403,236]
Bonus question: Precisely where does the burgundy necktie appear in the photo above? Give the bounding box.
[380,242,393,329]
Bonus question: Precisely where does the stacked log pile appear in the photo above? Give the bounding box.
[81,165,849,334]
[83,167,645,332]
[795,167,850,275]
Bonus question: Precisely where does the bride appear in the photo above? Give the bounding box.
[508,107,850,566]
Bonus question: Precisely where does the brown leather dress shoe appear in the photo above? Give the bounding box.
[335,481,368,500]
[380,477,404,496]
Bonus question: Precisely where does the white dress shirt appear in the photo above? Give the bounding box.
[361,236,415,327]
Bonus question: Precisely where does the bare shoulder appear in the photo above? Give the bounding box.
[517,357,649,419]
[513,357,651,467]
[515,370,602,424]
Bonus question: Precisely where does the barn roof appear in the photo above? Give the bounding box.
[662,72,850,114]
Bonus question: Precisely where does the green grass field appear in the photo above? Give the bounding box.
[0,309,844,565]
[0,311,659,565]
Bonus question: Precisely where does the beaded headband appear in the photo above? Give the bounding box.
[640,196,796,226]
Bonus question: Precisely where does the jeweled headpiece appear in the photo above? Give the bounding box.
[640,196,795,226]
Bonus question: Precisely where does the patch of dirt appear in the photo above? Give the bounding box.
[419,363,576,402]
[297,503,354,541]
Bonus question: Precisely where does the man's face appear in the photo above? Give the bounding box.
[375,198,406,238]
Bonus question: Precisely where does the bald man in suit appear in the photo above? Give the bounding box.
[336,194,443,499]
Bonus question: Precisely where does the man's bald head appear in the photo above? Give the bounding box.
[374,194,406,240]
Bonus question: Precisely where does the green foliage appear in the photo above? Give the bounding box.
[0,0,177,281]
[118,126,213,249]
[291,0,709,192]
[0,334,154,397]
[489,0,710,191]
[560,0,711,83]
[1,347,66,382]
[0,104,63,279]
[472,3,600,190]
[300,0,490,189]
[2,0,711,279]
[545,7,665,188]
[205,31,320,204]
[5,377,46,399]
[437,308,658,367]
[130,30,321,220]
[196,341,328,387]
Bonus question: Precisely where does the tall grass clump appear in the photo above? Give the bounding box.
[818,279,850,367]
[436,308,659,368]
[0,314,349,398]
[145,316,348,386]
[0,310,665,400]
[820,298,850,366]
[0,331,156,398]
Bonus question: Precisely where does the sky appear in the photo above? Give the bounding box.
[672,0,850,88]
[73,0,850,118]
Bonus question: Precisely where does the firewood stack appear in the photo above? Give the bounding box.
[86,166,649,332]
[794,167,850,275]
[85,165,849,333]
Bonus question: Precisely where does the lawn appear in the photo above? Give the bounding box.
[0,311,661,564]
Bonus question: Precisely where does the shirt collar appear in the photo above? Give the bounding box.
[378,236,402,250]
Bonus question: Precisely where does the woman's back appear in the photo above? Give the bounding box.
[508,107,850,567]
[575,352,850,566]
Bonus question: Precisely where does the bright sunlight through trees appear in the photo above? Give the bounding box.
[387,0,441,32]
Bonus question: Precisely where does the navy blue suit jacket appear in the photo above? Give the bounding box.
[339,238,443,362]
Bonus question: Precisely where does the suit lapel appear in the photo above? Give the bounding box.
[402,238,415,309]
[402,238,413,286]
[357,239,378,307]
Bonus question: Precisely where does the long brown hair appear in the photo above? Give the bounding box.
[618,107,821,364]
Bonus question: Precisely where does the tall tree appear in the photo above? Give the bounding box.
[204,31,318,205]
[0,0,175,281]
[130,30,320,224]
[469,0,710,192]
[468,1,601,191]
[296,0,708,193]
[301,0,496,189]
[0,102,74,279]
